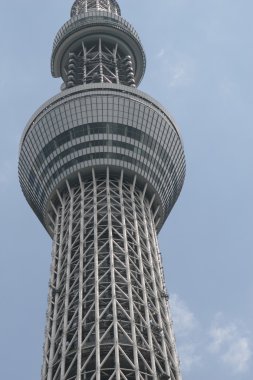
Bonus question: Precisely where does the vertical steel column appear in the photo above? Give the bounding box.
[47,201,66,380]
[60,184,74,379]
[107,0,111,13]
[99,38,103,83]
[92,169,101,380]
[140,194,171,378]
[106,168,120,380]
[42,212,60,380]
[113,44,119,84]
[130,176,157,378]
[119,171,140,380]
[77,174,84,380]
[82,43,87,84]
[149,210,182,380]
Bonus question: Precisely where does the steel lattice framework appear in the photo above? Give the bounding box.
[42,170,180,380]
[19,1,186,379]
[65,40,136,88]
[71,0,121,17]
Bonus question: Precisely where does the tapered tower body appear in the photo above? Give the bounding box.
[19,1,186,379]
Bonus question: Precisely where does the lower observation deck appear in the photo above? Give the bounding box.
[19,84,185,234]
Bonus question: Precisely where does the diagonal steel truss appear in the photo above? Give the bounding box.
[42,169,181,380]
[66,39,135,88]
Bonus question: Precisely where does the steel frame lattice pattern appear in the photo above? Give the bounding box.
[66,39,135,88]
[42,169,180,380]
[71,0,121,16]
[50,7,145,87]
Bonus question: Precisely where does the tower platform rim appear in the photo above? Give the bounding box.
[19,84,186,235]
[51,10,146,85]
[20,83,184,151]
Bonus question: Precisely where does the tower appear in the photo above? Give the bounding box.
[19,1,186,379]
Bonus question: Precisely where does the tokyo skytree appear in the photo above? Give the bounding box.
[19,1,186,379]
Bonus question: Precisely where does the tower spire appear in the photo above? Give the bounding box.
[71,0,121,17]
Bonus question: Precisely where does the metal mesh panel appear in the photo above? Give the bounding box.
[42,169,181,380]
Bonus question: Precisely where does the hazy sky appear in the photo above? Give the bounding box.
[0,0,252,379]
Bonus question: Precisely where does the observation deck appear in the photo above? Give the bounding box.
[19,84,185,235]
[19,0,185,235]
[51,11,146,88]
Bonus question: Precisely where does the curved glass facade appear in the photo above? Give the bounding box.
[19,85,185,232]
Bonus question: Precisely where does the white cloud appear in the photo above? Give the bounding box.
[156,49,165,59]
[170,297,252,375]
[209,321,237,353]
[222,338,251,373]
[170,294,201,373]
[170,293,198,336]
[178,343,201,372]
[209,314,252,374]
[155,49,195,88]
[168,61,193,88]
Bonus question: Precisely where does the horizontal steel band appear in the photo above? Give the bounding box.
[28,123,183,207]
[19,85,185,232]
[33,123,176,171]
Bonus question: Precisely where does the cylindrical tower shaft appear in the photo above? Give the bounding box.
[43,170,180,380]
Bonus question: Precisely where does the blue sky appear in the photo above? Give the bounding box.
[0,0,252,379]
